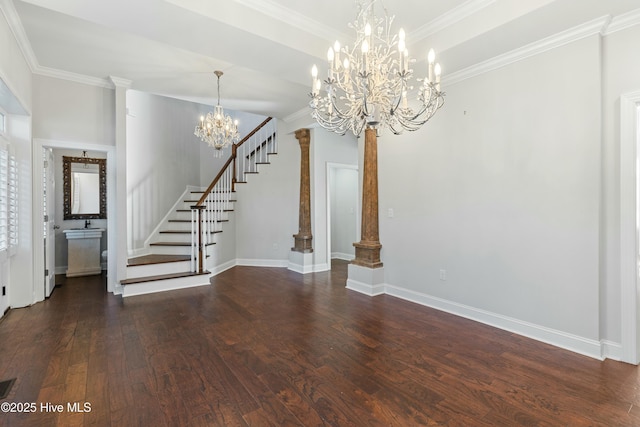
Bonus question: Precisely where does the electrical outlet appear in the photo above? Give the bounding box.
[439,269,447,281]
[388,208,394,218]
[272,243,278,251]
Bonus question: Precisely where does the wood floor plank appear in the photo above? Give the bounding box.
[2,264,640,426]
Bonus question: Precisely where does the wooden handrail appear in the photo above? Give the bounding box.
[194,116,274,207]
[194,155,234,207]
[191,116,275,273]
[236,117,273,149]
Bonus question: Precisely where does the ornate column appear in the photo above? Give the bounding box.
[352,127,382,268]
[292,128,313,253]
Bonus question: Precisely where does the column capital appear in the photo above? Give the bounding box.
[294,128,311,145]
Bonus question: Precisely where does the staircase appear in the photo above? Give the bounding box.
[121,117,277,297]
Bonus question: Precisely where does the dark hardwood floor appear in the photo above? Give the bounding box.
[0,260,639,426]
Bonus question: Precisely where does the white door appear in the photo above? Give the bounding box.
[44,148,56,297]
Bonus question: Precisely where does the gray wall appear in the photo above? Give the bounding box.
[126,90,202,253]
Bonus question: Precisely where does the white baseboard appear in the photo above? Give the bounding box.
[384,284,604,361]
[128,247,148,258]
[288,262,330,274]
[600,340,623,361]
[209,259,236,276]
[331,252,354,261]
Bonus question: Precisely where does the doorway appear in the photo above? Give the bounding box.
[32,139,117,302]
[326,163,359,268]
[43,147,56,297]
[620,91,640,364]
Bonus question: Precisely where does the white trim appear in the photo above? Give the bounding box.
[443,15,610,87]
[620,91,640,364]
[412,0,496,41]
[235,258,288,268]
[601,340,623,361]
[603,7,640,35]
[346,264,385,296]
[0,0,38,72]
[208,259,236,276]
[326,162,359,273]
[35,66,112,89]
[331,252,354,261]
[202,0,349,43]
[346,278,385,296]
[122,273,212,297]
[283,107,311,124]
[142,185,202,250]
[385,284,604,360]
[32,138,118,296]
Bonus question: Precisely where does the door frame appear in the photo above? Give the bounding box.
[620,90,640,364]
[32,138,117,301]
[326,162,359,267]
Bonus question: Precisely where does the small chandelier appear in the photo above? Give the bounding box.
[309,0,445,136]
[195,70,240,157]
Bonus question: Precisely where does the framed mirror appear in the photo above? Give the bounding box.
[63,155,107,220]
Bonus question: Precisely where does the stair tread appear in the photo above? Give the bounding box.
[160,230,222,234]
[150,242,216,246]
[121,270,210,285]
[167,216,233,223]
[176,209,233,217]
[127,254,191,266]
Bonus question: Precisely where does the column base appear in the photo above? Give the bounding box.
[288,250,314,274]
[352,241,383,268]
[292,234,313,253]
[346,263,385,296]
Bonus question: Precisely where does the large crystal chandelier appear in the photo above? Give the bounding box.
[194,70,240,157]
[309,0,445,136]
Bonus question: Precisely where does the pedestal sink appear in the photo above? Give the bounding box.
[63,228,105,277]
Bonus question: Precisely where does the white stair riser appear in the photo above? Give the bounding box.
[127,260,193,278]
[123,274,211,297]
[166,221,226,232]
[174,211,230,222]
[149,244,216,256]
[178,201,234,211]
[157,232,220,243]
[149,245,192,256]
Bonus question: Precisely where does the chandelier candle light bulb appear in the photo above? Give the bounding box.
[308,0,445,135]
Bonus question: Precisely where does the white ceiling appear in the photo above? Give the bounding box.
[9,0,640,119]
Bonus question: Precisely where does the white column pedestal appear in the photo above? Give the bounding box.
[288,251,314,274]
[346,264,385,296]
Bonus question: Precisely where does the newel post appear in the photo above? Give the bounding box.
[292,128,313,253]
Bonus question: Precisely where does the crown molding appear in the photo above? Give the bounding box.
[283,106,310,124]
[171,0,349,44]
[603,7,640,35]
[443,15,610,87]
[0,0,39,72]
[109,76,132,89]
[412,0,496,41]
[34,66,113,88]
